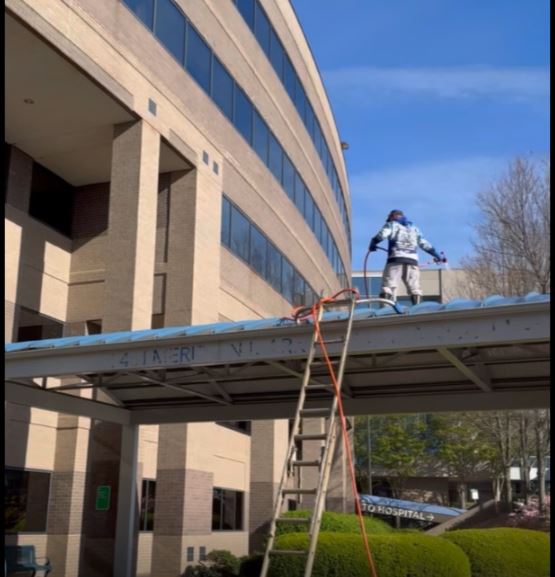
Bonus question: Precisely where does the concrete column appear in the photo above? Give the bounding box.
[249,420,289,553]
[164,167,222,327]
[5,145,33,212]
[114,425,140,577]
[327,424,354,513]
[103,120,160,332]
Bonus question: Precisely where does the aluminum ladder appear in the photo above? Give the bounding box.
[259,294,359,577]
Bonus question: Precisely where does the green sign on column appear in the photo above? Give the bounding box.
[95,485,111,511]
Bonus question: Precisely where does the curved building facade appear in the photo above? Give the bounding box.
[5,1,351,576]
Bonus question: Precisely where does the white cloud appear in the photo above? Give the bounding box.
[350,156,510,268]
[324,66,549,103]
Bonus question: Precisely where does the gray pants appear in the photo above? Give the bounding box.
[381,262,422,299]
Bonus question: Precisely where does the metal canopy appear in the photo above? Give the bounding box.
[5,295,550,424]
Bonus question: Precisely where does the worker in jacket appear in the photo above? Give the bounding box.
[369,209,447,305]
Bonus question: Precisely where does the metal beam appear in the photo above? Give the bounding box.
[129,389,550,424]
[437,348,492,392]
[5,381,131,424]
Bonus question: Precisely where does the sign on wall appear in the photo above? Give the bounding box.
[95,485,111,511]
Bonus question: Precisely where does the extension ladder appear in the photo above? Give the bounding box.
[259,291,359,577]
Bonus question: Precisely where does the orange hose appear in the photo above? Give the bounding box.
[311,289,379,577]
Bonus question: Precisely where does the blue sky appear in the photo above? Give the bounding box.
[291,0,550,270]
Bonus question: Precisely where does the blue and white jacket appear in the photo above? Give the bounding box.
[371,219,439,265]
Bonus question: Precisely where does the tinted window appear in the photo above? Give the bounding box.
[281,259,295,303]
[186,24,212,93]
[282,155,295,201]
[269,28,283,79]
[5,469,50,533]
[230,205,250,262]
[304,192,314,228]
[250,226,267,276]
[254,3,270,56]
[154,0,186,64]
[305,104,315,140]
[212,57,233,120]
[267,242,282,293]
[139,479,156,531]
[124,0,154,29]
[293,271,305,306]
[294,79,306,122]
[283,55,296,101]
[29,162,73,237]
[233,86,253,143]
[212,488,243,531]
[221,197,231,246]
[253,110,269,163]
[268,132,283,183]
[294,172,305,215]
[237,0,255,29]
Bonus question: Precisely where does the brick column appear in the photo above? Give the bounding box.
[5,146,33,342]
[103,119,160,332]
[152,162,222,576]
[249,420,289,553]
[79,120,160,577]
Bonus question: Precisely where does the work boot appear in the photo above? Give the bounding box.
[410,294,422,306]
[379,292,393,308]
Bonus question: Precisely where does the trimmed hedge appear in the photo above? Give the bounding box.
[242,532,471,577]
[276,510,393,536]
[443,528,550,577]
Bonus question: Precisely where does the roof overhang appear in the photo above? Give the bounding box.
[5,300,550,424]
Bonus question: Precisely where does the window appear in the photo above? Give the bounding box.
[16,307,64,343]
[233,85,253,143]
[293,271,305,306]
[268,132,283,183]
[212,57,234,120]
[139,479,156,531]
[283,55,296,101]
[281,258,295,304]
[294,172,305,215]
[123,0,154,30]
[249,226,267,277]
[282,155,295,202]
[266,242,282,293]
[254,3,270,56]
[221,196,232,246]
[186,24,212,93]
[154,0,186,64]
[294,79,306,123]
[5,468,50,533]
[237,0,255,29]
[230,205,250,262]
[304,193,314,229]
[217,421,252,435]
[29,162,74,237]
[212,488,244,531]
[269,28,283,79]
[253,110,269,164]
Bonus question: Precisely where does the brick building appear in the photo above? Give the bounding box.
[5,1,352,575]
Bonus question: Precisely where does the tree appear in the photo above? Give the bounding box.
[461,156,550,297]
[532,409,550,514]
[370,415,428,499]
[433,413,496,508]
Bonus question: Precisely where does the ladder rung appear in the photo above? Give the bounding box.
[294,433,327,441]
[305,383,333,390]
[276,517,310,524]
[292,460,321,467]
[269,549,307,556]
[282,488,317,495]
[300,408,332,417]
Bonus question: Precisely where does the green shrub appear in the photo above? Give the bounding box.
[262,531,470,577]
[184,550,240,577]
[276,510,393,537]
[443,528,550,577]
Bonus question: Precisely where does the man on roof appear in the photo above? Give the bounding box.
[369,209,447,305]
